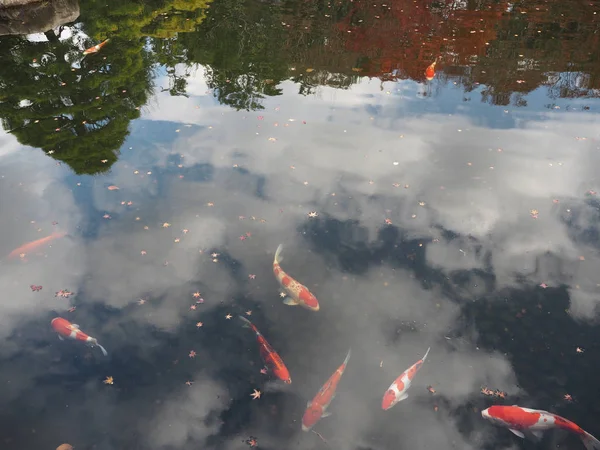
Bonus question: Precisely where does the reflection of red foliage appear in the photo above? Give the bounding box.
[335,0,505,82]
[281,0,600,101]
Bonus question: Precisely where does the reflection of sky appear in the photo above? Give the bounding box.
[1,67,600,450]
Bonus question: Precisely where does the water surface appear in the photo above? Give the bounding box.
[1,0,600,449]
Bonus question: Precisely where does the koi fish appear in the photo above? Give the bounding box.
[8,231,66,258]
[302,348,351,431]
[273,244,319,311]
[382,347,430,410]
[482,405,600,449]
[239,316,291,384]
[425,61,437,81]
[83,39,110,55]
[51,317,108,356]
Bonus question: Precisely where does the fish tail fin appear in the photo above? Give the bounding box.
[582,432,600,450]
[422,347,431,361]
[343,348,351,366]
[97,344,108,357]
[274,244,283,263]
[238,315,253,329]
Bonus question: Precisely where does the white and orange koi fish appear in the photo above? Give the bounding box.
[482,405,600,449]
[83,39,110,55]
[273,244,320,311]
[425,61,437,81]
[51,317,108,356]
[382,347,430,410]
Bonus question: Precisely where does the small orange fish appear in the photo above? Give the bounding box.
[83,39,110,55]
[51,317,108,356]
[239,316,291,384]
[302,349,351,431]
[8,231,66,258]
[425,61,437,81]
[273,244,320,311]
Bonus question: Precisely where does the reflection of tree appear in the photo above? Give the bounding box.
[186,0,600,109]
[176,0,288,110]
[473,0,600,105]
[84,0,213,98]
[3,0,599,155]
[0,34,152,174]
[0,0,212,175]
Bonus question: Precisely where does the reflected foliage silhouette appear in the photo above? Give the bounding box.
[0,0,599,172]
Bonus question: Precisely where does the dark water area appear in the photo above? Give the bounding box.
[1,0,600,449]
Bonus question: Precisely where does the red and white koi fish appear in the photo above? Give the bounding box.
[482,405,600,449]
[8,231,66,258]
[382,347,430,410]
[302,348,351,431]
[273,244,320,311]
[425,61,437,81]
[239,316,291,384]
[51,317,108,356]
[83,39,110,55]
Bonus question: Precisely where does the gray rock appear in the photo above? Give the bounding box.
[0,0,80,36]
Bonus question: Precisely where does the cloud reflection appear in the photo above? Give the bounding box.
[1,67,600,449]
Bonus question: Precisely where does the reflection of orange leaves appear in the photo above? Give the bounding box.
[481,387,494,396]
[481,386,506,398]
[104,376,114,385]
[333,0,504,81]
[56,445,74,450]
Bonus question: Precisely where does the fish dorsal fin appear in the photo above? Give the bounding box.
[72,324,80,329]
[509,429,525,439]
[321,411,331,418]
[306,400,311,408]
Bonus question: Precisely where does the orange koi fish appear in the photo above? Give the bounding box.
[273,244,319,311]
[8,231,66,258]
[83,39,110,55]
[51,317,108,356]
[382,347,430,410]
[425,61,437,81]
[302,348,351,431]
[239,316,291,384]
[482,405,600,449]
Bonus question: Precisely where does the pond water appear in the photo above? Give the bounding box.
[1,0,600,449]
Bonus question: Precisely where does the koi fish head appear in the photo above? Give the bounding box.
[51,317,68,331]
[381,389,398,410]
[274,366,292,384]
[481,407,509,427]
[302,404,322,431]
[298,289,320,311]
